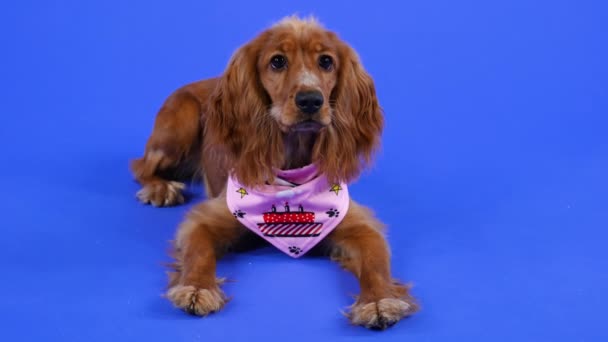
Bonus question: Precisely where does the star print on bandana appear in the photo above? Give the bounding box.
[329,184,342,195]
[236,187,248,198]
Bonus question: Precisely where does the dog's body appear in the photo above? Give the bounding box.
[131,16,417,329]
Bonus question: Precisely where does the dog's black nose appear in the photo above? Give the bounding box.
[295,91,324,115]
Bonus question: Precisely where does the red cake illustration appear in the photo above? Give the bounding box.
[257,202,323,237]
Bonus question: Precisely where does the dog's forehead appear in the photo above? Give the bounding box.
[268,21,334,53]
[270,34,334,55]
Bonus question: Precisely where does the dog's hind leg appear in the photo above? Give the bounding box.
[130,90,202,207]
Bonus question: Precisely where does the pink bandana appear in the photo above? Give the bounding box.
[226,164,349,258]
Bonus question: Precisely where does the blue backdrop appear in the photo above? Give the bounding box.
[1,1,606,341]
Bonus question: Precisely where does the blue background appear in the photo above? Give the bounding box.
[1,0,607,341]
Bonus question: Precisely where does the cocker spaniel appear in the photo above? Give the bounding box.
[131,16,418,329]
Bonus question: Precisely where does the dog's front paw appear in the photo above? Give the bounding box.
[166,285,228,316]
[348,297,417,330]
[136,180,185,207]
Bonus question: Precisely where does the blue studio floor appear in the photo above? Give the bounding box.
[1,1,607,341]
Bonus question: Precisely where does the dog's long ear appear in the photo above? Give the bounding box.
[316,37,384,183]
[205,33,283,187]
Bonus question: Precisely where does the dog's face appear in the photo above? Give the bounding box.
[206,16,384,186]
[257,22,339,133]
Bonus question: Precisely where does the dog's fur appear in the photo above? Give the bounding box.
[131,16,418,329]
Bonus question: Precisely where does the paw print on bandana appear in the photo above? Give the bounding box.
[288,246,302,255]
[326,208,340,218]
[233,210,246,218]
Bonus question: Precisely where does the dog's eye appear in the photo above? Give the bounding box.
[318,55,333,71]
[270,55,287,70]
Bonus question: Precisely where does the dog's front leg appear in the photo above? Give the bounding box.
[166,195,243,316]
[327,201,419,329]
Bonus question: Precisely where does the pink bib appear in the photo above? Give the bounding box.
[226,164,349,258]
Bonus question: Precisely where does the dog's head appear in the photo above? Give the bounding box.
[206,16,383,187]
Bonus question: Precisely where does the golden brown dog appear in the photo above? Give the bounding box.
[131,16,418,329]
